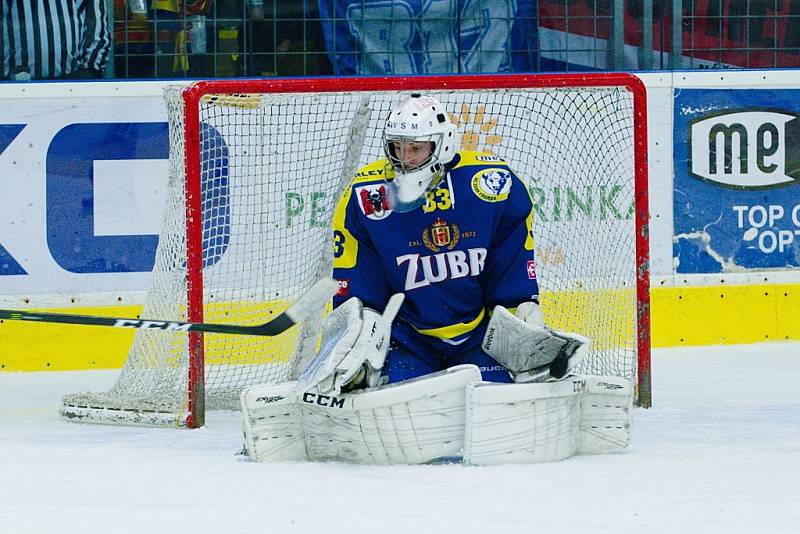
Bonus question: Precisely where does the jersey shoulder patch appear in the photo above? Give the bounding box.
[349,159,392,221]
[469,167,513,202]
[450,152,514,203]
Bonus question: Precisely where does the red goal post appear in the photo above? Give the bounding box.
[61,73,651,428]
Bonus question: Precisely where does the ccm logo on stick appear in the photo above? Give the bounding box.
[113,319,192,331]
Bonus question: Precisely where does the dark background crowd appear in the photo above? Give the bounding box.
[3,0,800,81]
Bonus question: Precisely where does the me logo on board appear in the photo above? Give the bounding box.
[689,110,800,188]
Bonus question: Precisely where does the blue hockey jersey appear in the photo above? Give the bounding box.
[332,151,539,346]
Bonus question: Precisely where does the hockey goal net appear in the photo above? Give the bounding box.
[61,74,650,428]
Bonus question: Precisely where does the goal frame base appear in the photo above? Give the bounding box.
[60,394,191,427]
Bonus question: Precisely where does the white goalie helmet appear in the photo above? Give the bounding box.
[382,94,459,212]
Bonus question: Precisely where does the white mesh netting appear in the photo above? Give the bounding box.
[61,82,645,426]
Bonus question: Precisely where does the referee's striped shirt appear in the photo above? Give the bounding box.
[1,0,111,80]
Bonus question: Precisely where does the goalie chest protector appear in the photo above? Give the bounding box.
[332,151,540,342]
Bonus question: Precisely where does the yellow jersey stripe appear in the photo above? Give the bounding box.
[414,308,486,339]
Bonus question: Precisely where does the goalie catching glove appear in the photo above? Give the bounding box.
[482,302,590,383]
[295,293,405,396]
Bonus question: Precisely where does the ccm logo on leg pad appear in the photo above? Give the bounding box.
[302,392,345,408]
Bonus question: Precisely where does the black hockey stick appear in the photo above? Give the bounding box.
[0,278,338,337]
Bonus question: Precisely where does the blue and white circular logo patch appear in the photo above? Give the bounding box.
[471,168,512,202]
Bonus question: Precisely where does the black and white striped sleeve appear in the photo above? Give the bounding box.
[2,0,111,80]
[79,0,111,74]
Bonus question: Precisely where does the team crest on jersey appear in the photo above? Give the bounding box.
[471,168,512,202]
[423,217,460,253]
[356,185,392,220]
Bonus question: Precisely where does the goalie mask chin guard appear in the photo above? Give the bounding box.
[382,94,458,213]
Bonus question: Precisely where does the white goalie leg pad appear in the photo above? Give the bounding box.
[464,378,582,465]
[241,381,307,462]
[241,365,482,464]
[303,365,481,464]
[464,375,633,465]
[579,375,633,455]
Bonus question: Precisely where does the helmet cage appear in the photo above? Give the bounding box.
[383,133,442,173]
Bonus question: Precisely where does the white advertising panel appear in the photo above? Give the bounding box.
[0,82,178,299]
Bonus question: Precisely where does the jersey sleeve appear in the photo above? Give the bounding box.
[81,0,112,73]
[481,172,540,309]
[331,181,392,310]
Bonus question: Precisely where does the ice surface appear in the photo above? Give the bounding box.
[1,343,799,534]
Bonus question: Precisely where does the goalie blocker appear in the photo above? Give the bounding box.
[241,367,632,465]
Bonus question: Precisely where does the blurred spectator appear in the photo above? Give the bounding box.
[247,0,330,76]
[316,0,537,75]
[1,0,111,80]
[113,0,211,77]
[112,0,330,78]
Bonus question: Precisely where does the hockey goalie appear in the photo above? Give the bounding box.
[241,94,633,465]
